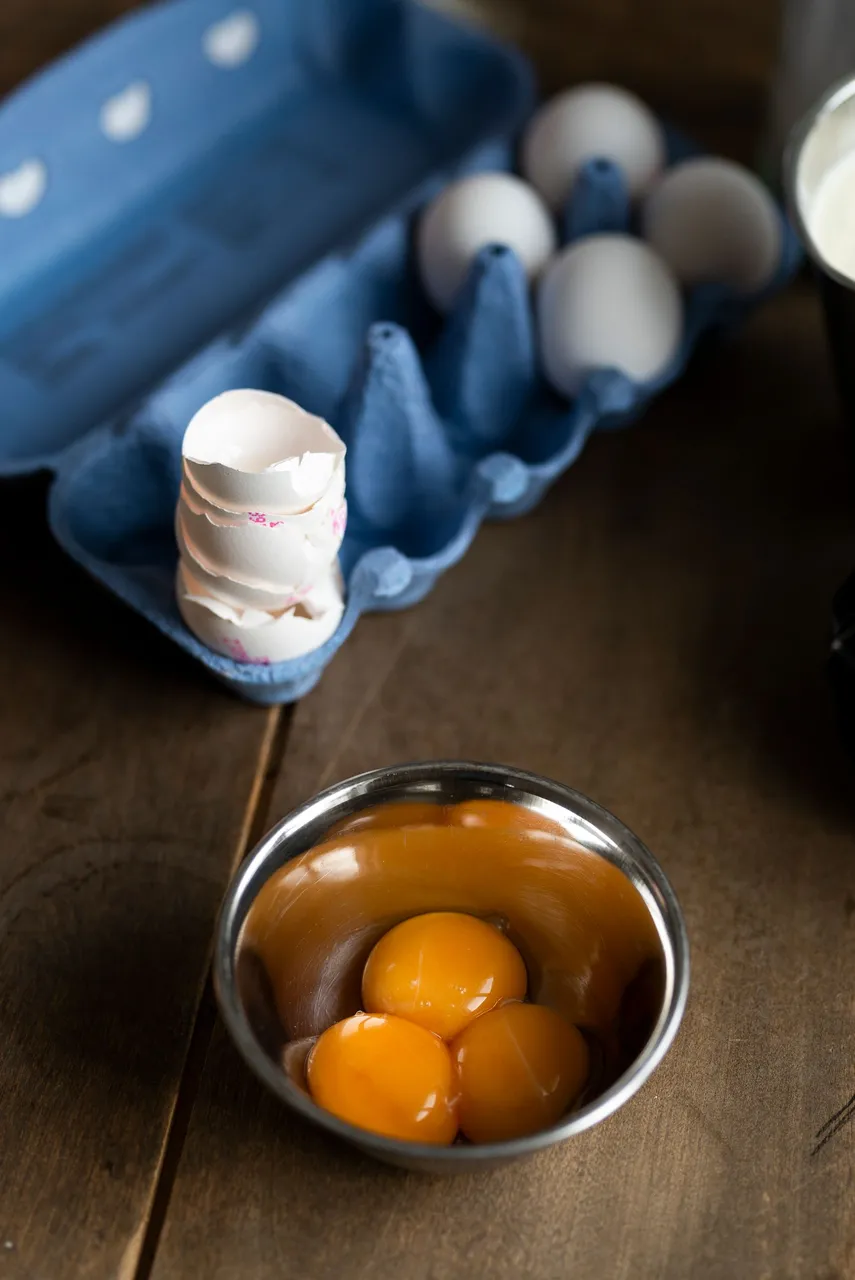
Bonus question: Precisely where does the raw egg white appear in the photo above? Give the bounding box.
[416,172,557,312]
[521,83,666,212]
[537,234,683,397]
[642,157,782,294]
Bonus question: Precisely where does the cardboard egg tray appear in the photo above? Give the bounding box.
[0,0,801,703]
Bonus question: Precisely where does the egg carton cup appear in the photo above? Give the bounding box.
[45,142,800,704]
[0,0,800,704]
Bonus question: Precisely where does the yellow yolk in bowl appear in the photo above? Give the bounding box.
[362,911,527,1041]
[325,802,444,839]
[306,1012,458,1145]
[451,1001,589,1143]
[449,799,568,837]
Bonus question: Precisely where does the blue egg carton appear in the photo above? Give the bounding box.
[0,0,800,704]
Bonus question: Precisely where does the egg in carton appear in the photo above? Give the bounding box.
[0,0,800,704]
[176,560,345,666]
[50,129,801,704]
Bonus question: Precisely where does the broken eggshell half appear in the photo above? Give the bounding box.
[176,560,345,664]
[175,466,347,590]
[176,521,317,613]
[182,388,346,515]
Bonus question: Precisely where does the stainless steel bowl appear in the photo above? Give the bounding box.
[214,761,690,1173]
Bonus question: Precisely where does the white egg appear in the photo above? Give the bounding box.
[416,172,557,312]
[521,83,666,212]
[537,235,683,398]
[642,157,782,294]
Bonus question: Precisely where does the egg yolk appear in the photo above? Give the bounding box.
[452,1001,589,1143]
[362,911,527,1041]
[307,1013,458,1145]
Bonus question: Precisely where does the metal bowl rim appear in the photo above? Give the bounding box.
[214,760,690,1164]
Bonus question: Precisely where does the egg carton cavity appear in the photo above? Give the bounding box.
[0,0,800,703]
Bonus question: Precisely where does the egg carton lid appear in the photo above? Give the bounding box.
[0,0,803,707]
[0,0,533,476]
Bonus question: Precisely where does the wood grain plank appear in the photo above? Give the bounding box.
[151,288,855,1280]
[0,484,275,1280]
[0,8,277,1276]
[432,0,783,160]
[3,1,843,1276]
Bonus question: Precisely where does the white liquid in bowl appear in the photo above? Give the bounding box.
[808,150,855,282]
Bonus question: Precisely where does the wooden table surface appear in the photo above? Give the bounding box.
[3,2,855,1278]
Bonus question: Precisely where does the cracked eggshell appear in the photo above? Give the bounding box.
[177,561,345,664]
[176,467,346,590]
[641,157,782,294]
[176,520,325,611]
[181,454,346,529]
[182,389,346,514]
